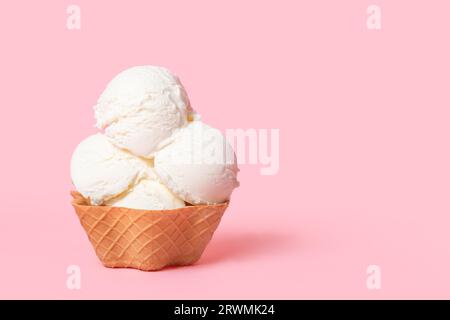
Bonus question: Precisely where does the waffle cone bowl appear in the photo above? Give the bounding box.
[71,191,227,271]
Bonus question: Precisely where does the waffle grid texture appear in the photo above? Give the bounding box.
[71,191,227,271]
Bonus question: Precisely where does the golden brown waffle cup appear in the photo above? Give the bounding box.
[71,191,228,271]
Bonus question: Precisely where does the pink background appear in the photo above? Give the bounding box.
[1,0,449,299]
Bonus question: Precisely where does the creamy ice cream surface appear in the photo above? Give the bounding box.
[105,179,185,210]
[70,133,154,205]
[94,66,191,158]
[72,65,239,210]
[154,121,239,205]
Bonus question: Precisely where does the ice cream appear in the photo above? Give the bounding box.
[71,65,239,271]
[70,133,153,205]
[94,66,191,158]
[154,121,239,205]
[104,179,185,210]
[73,66,239,207]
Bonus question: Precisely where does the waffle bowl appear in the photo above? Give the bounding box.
[71,191,227,271]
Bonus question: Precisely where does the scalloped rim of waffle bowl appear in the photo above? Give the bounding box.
[70,190,229,212]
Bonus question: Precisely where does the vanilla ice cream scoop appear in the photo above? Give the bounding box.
[94,66,191,158]
[105,179,185,210]
[70,133,153,205]
[154,121,239,205]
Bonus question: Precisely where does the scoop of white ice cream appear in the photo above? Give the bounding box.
[105,179,185,210]
[70,133,153,205]
[154,121,239,205]
[94,66,191,158]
